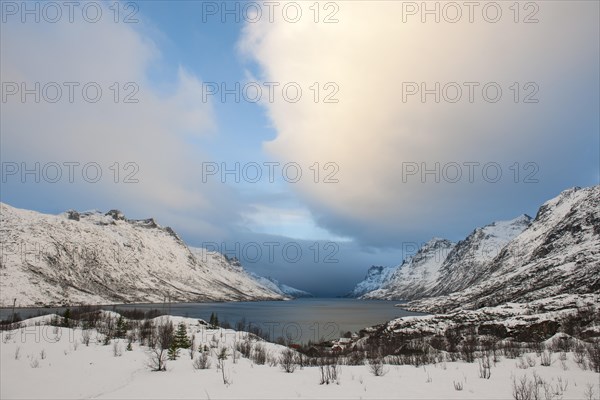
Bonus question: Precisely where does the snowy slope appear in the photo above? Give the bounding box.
[2,311,599,399]
[361,238,456,300]
[424,214,531,297]
[249,274,313,298]
[346,266,396,298]
[368,293,599,343]
[0,203,285,307]
[407,186,600,313]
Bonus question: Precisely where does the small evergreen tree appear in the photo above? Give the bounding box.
[116,316,127,339]
[168,341,179,360]
[208,313,219,329]
[51,314,61,327]
[62,309,71,327]
[174,322,191,349]
[209,313,218,328]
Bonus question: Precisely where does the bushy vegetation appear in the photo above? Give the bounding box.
[3,302,598,392]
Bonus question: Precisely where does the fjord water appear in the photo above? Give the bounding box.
[3,298,425,344]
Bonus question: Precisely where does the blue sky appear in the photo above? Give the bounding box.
[1,1,599,296]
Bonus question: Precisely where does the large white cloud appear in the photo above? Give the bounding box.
[239,1,599,245]
[1,4,244,238]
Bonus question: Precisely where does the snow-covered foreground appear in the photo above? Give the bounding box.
[1,315,598,400]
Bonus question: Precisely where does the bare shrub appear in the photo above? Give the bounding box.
[512,375,535,400]
[347,350,365,366]
[252,343,267,365]
[583,383,596,400]
[318,358,341,385]
[40,349,46,360]
[526,355,536,368]
[573,343,587,368]
[560,359,569,371]
[367,357,388,377]
[461,334,477,363]
[192,351,211,370]
[296,352,307,369]
[157,320,174,350]
[504,340,522,359]
[280,348,298,373]
[3,333,12,343]
[147,318,174,371]
[478,355,491,379]
[555,377,568,395]
[587,340,600,372]
[217,347,229,385]
[517,357,529,369]
[189,334,196,360]
[445,328,461,353]
[267,351,279,367]
[540,350,552,367]
[29,357,40,368]
[453,381,463,391]
[14,346,20,360]
[140,319,154,346]
[81,329,91,346]
[530,341,544,357]
[113,341,123,357]
[237,338,252,358]
[425,372,432,383]
[148,347,168,371]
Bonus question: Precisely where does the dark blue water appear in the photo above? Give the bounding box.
[2,298,425,344]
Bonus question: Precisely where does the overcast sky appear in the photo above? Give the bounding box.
[1,1,598,296]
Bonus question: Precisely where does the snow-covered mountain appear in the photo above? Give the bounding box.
[0,203,288,307]
[424,214,531,297]
[346,265,396,298]
[250,274,313,298]
[361,238,456,300]
[407,186,600,312]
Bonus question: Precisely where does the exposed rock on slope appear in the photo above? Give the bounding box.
[0,203,286,307]
[346,266,396,298]
[407,186,600,312]
[250,274,313,298]
[361,238,456,300]
[425,215,531,297]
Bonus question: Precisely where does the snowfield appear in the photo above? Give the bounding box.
[1,313,598,399]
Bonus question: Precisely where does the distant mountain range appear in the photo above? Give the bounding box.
[250,274,313,298]
[361,238,456,300]
[349,186,599,312]
[0,203,310,307]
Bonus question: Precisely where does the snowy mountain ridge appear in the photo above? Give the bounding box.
[407,185,600,312]
[0,203,292,307]
[424,214,532,297]
[346,265,396,298]
[249,274,313,298]
[361,238,456,300]
[352,216,530,301]
[350,186,598,307]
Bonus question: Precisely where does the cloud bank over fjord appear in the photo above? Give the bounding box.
[1,6,246,238]
[239,1,599,246]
